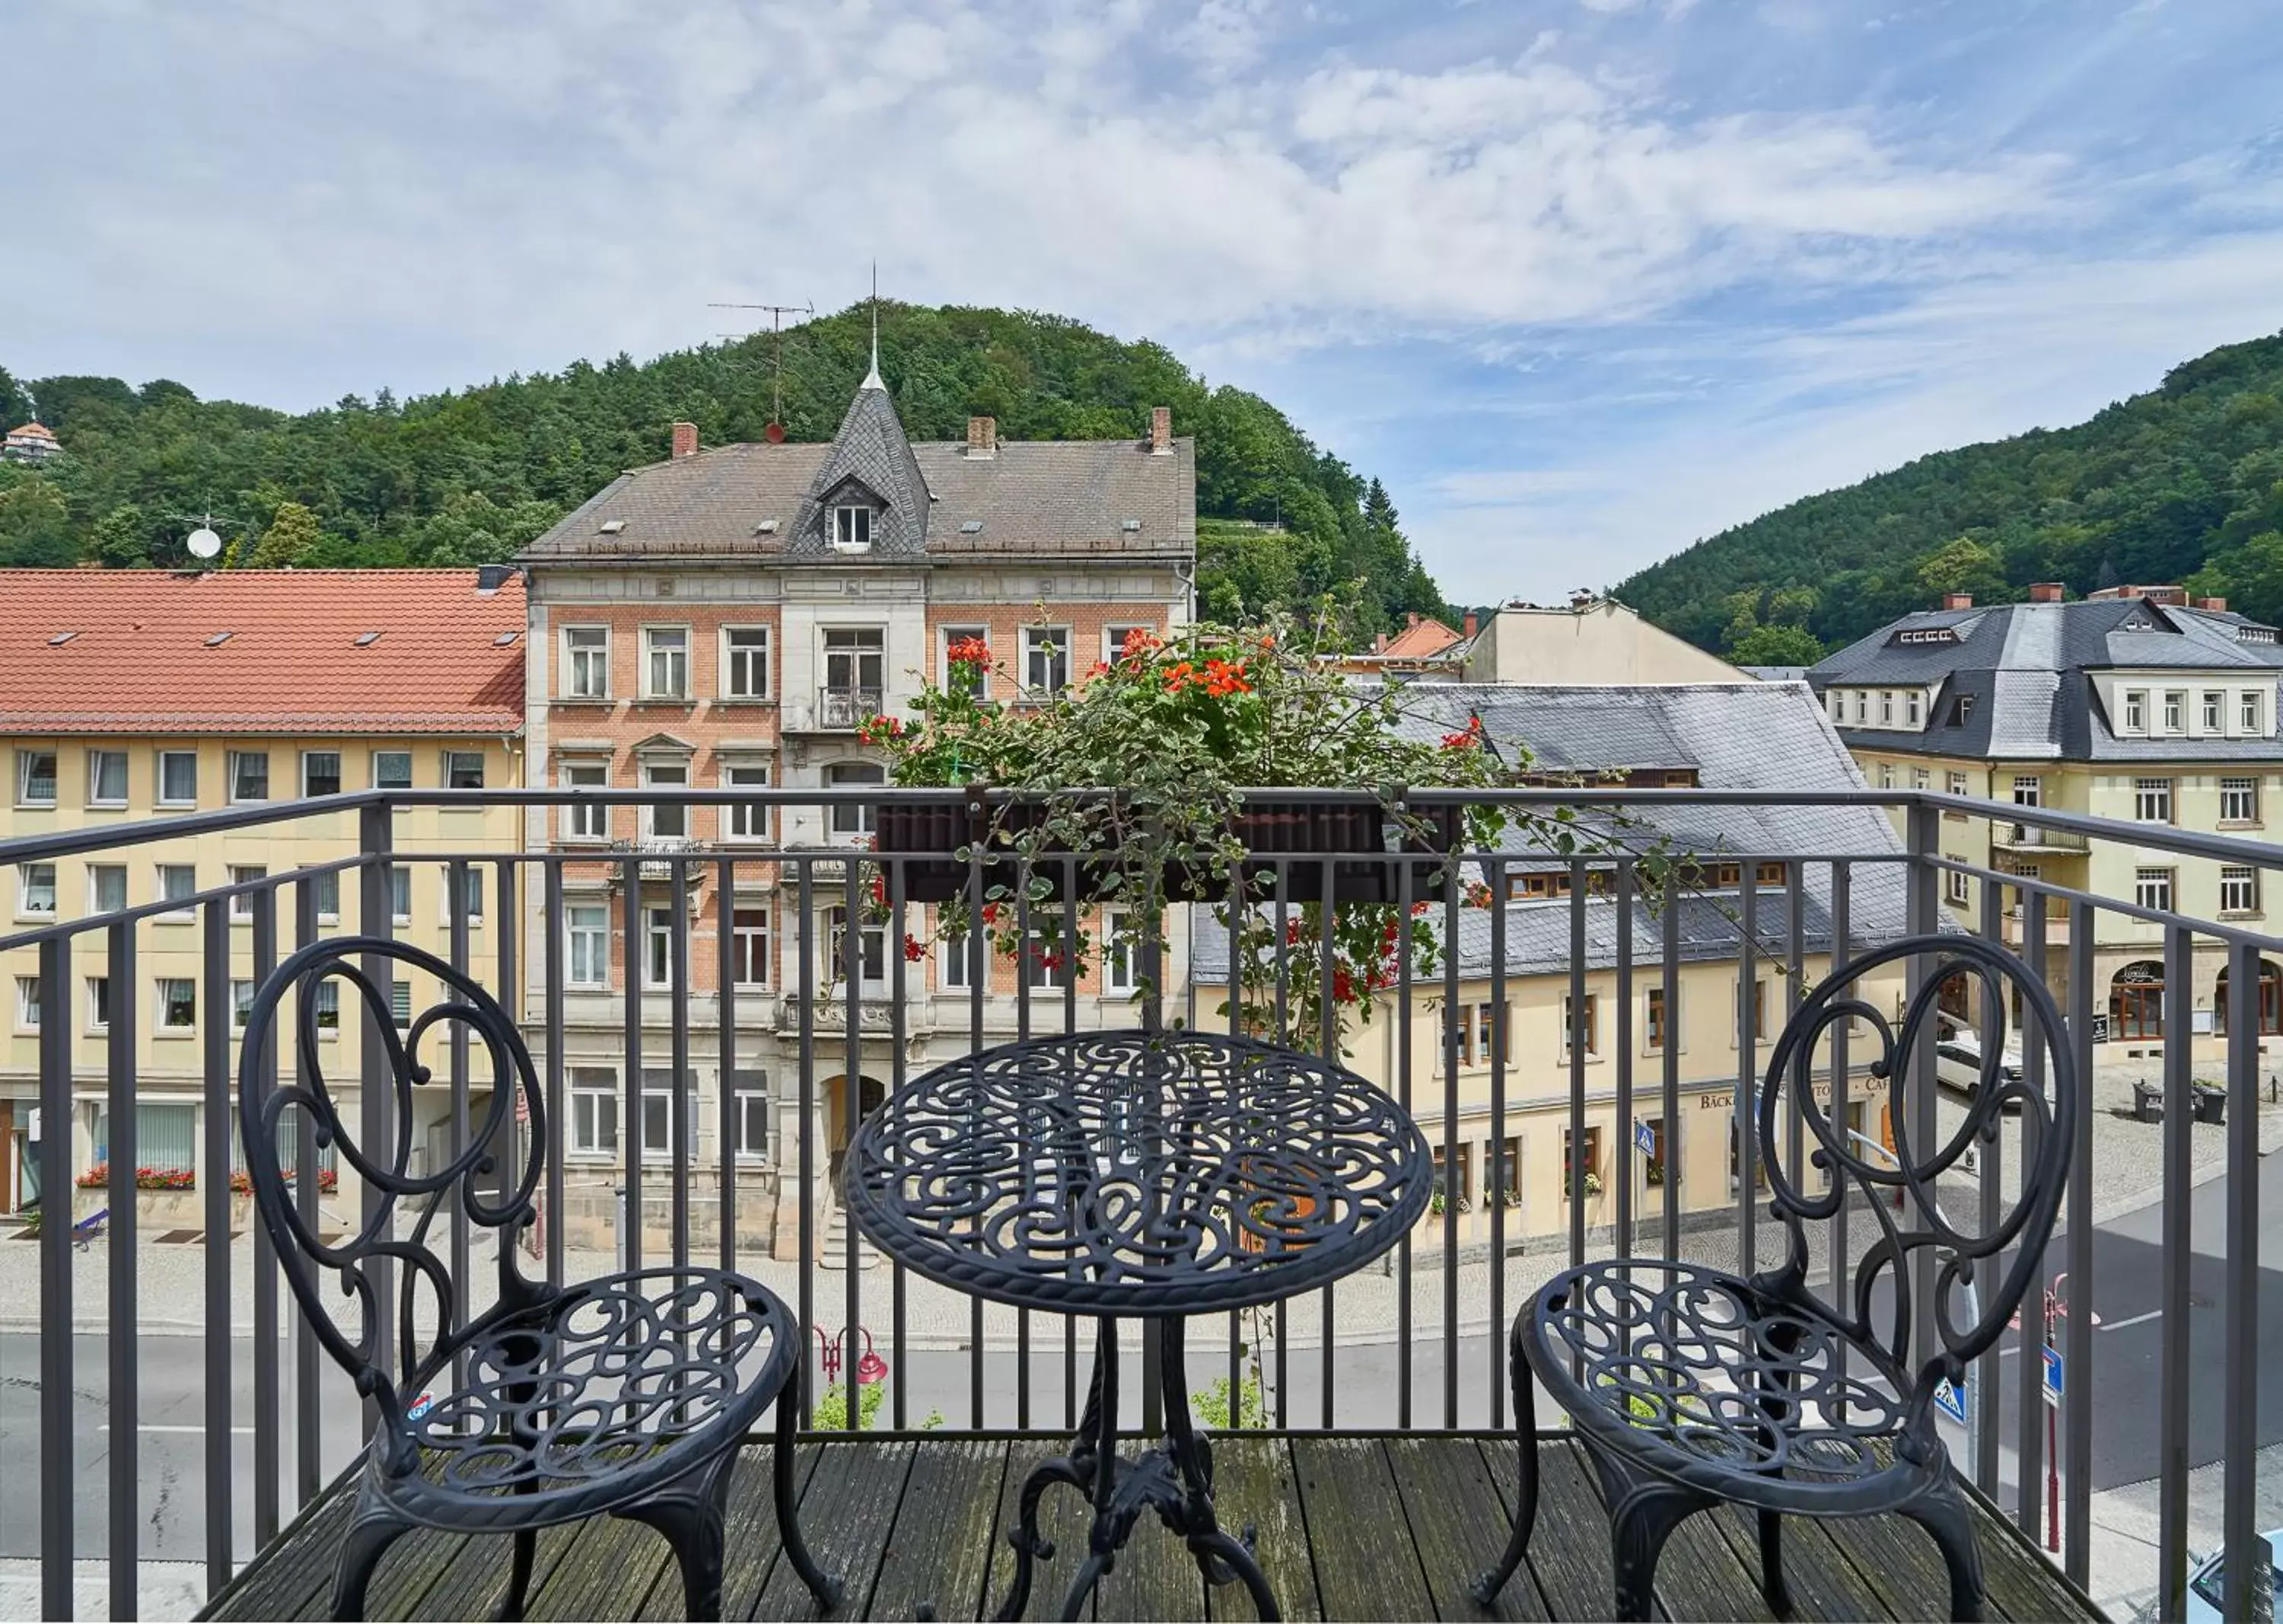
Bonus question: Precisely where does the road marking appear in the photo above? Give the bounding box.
[2097,1308,2163,1333]
[97,1423,258,1435]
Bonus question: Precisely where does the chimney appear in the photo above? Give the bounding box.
[2200,595,2229,613]
[1941,591,1973,611]
[670,421,699,460]
[1373,633,1389,653]
[1149,406,1173,455]
[2028,582,2064,603]
[966,416,996,457]
[1406,612,1420,629]
[1463,611,1479,638]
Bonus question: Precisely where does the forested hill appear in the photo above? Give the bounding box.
[1616,330,2283,663]
[0,304,1447,638]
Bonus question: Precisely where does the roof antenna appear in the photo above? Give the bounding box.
[709,298,813,441]
[861,262,884,391]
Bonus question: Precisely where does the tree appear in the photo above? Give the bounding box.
[1727,624,1826,667]
[250,501,322,568]
[0,476,75,565]
[1912,537,2007,603]
[89,502,151,568]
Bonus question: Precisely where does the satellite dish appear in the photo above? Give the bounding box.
[186,527,221,560]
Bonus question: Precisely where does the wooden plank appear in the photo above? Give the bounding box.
[1966,1495,2101,1623]
[1705,1505,1899,1624]
[525,1511,671,1622]
[362,1527,468,1619]
[407,1521,583,1621]
[752,1439,918,1622]
[1205,1438,1320,1624]
[1286,1436,1437,1622]
[199,1487,354,1620]
[1813,1512,1995,1623]
[1381,1435,1551,1622]
[638,1441,823,1622]
[1096,1498,1208,1624]
[1474,1436,1669,1623]
[1654,1505,1778,1624]
[986,1438,1110,1622]
[865,1438,1012,1622]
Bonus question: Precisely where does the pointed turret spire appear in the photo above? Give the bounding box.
[861,262,884,390]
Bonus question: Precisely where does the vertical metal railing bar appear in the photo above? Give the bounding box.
[1317,854,1336,1429]
[1396,851,1415,1429]
[670,864,693,1272]
[1569,863,1589,1272]
[106,915,139,1622]
[1489,855,1509,1430]
[356,801,394,1427]
[887,857,909,1433]
[495,860,519,1219]
[1661,868,1681,1259]
[1015,874,1033,1431]
[2063,896,2096,1587]
[201,898,233,1593]
[966,817,985,1431]
[1060,856,1079,1432]
[1829,861,1852,1329]
[717,858,737,1276]
[448,861,473,1393]
[2017,884,2048,1540]
[841,856,862,1431]
[621,857,645,1275]
[1443,858,1462,1428]
[251,888,281,1548]
[291,878,320,1506]
[2157,922,2195,1619]
[1785,863,1805,1195]
[1903,808,1938,1372]
[37,935,71,1619]
[797,860,817,1428]
[2221,938,2262,1623]
[1227,862,1245,1436]
[1277,859,1293,1429]
[1612,860,1632,1267]
[1973,874,2005,1498]
[1736,872,1759,1275]
[541,861,567,1289]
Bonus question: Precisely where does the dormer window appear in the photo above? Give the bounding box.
[2124,690,2147,733]
[832,505,873,552]
[1905,691,1922,726]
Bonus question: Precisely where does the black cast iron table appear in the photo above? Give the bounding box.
[845,1028,1432,1622]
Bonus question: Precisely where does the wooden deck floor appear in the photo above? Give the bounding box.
[200,1432,2101,1622]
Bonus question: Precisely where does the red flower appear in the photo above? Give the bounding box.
[1163,661,1196,692]
[947,636,992,667]
[1037,947,1065,973]
[1440,715,1486,751]
[870,873,888,907]
[1202,657,1251,697]
[1332,966,1356,1004]
[1285,919,1302,947]
[981,903,1002,926]
[903,934,928,961]
[1120,627,1162,661]
[1410,900,1431,916]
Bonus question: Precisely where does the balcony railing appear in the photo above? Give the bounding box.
[1995,821,2093,853]
[794,685,885,731]
[1,785,2273,1619]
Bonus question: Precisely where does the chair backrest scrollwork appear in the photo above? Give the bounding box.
[1755,935,2076,1404]
[237,937,547,1438]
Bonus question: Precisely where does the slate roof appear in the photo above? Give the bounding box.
[1809,598,2283,762]
[1192,681,1913,982]
[0,569,527,735]
[521,387,1195,565]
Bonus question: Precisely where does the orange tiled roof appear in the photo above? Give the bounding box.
[1379,616,1463,658]
[7,422,59,441]
[0,569,526,736]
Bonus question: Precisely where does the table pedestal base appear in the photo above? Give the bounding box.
[994,1317,1278,1622]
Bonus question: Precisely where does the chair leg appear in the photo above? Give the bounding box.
[616,1451,738,1622]
[332,1501,412,1622]
[494,1531,539,1622]
[1587,1451,1702,1624]
[1898,1481,1987,1622]
[772,1368,845,1612]
[1757,1508,1791,1615]
[1471,1317,1542,1607]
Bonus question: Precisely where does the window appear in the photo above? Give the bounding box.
[941,625,989,696]
[1645,986,1672,1052]
[158,750,198,805]
[1023,927,1066,990]
[19,862,56,917]
[2221,866,2259,915]
[1561,994,1597,1059]
[1105,908,1140,994]
[2205,691,2224,731]
[444,866,484,922]
[87,749,128,805]
[1024,627,1071,698]
[2135,868,2175,912]
[645,907,677,988]
[643,627,689,699]
[2123,690,2147,733]
[1562,1127,1602,1199]
[1735,979,1766,1045]
[826,761,884,838]
[1105,624,1152,664]
[1431,1145,1472,1214]
[444,750,485,791]
[565,904,609,986]
[562,761,610,839]
[1852,691,1867,724]
[643,759,689,839]
[1877,762,1893,790]
[372,750,412,791]
[390,979,412,1029]
[1911,767,1930,791]
[831,505,873,551]
[1827,690,1843,723]
[304,868,339,922]
[723,628,771,699]
[16,749,57,806]
[229,865,266,921]
[158,978,196,1030]
[231,979,254,1030]
[1495,1135,1524,1206]
[312,981,339,1033]
[941,910,973,990]
[1945,858,1969,906]
[1947,693,1975,726]
[1878,691,1893,724]
[563,627,610,699]
[15,977,39,1030]
[733,1072,769,1158]
[2164,691,2186,732]
[823,628,885,712]
[2012,775,2041,807]
[2245,691,2265,734]
[2134,778,2174,823]
[732,907,772,987]
[570,1068,619,1156]
[639,1069,700,1157]
[88,864,126,914]
[158,864,196,918]
[86,976,110,1030]
[1905,692,1922,726]
[824,906,887,987]
[301,751,342,797]
[228,750,269,801]
[390,865,412,925]
[723,763,771,842]
[1945,771,1968,798]
[2221,776,2259,824]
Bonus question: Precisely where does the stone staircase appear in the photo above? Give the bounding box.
[817,1198,880,1271]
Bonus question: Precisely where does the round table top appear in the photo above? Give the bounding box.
[845,1029,1432,1317]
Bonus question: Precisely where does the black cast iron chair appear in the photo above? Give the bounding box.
[1471,935,2076,1622]
[237,938,841,1621]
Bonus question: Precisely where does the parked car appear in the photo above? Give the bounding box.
[1932,1027,2031,1107]
[2186,1532,2281,1621]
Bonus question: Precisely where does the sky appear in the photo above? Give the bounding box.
[6,0,2283,605]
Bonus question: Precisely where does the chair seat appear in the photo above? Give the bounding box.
[1525,1258,1940,1513]
[372,1266,797,1531]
